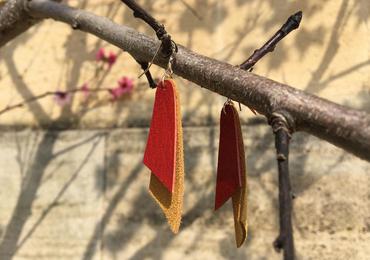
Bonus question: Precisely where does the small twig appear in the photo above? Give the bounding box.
[120,0,177,89]
[238,11,302,114]
[239,11,302,71]
[0,87,110,116]
[135,60,157,88]
[120,0,174,57]
[270,113,295,260]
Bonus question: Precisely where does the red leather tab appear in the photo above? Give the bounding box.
[215,103,242,210]
[144,80,177,193]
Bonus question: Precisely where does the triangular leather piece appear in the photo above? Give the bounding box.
[215,102,243,210]
[231,107,248,247]
[143,80,177,193]
[148,79,184,233]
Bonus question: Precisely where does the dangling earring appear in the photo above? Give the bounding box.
[143,48,184,233]
[215,99,248,247]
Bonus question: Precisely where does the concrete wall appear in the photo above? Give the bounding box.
[0,0,369,259]
[0,128,369,260]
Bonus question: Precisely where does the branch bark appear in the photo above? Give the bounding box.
[0,0,61,47]
[240,11,302,70]
[120,0,175,57]
[2,0,370,162]
[0,0,37,47]
[271,113,295,260]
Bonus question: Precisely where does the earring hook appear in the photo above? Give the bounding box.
[138,42,163,79]
[222,98,233,114]
[161,41,177,83]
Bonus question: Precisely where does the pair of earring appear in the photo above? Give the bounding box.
[143,51,247,247]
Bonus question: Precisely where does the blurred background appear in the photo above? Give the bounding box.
[0,0,369,259]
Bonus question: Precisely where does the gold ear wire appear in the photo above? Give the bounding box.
[160,41,177,83]
[138,42,163,79]
[161,54,175,83]
[222,98,233,114]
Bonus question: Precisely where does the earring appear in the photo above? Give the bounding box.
[215,100,248,247]
[143,50,184,233]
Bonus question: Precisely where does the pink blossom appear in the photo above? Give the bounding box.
[96,48,106,62]
[109,86,126,101]
[107,51,117,68]
[95,48,118,68]
[117,76,134,93]
[109,77,134,101]
[81,83,90,100]
[54,91,72,106]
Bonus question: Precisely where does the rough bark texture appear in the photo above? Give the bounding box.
[0,0,60,47]
[271,114,295,259]
[1,0,370,162]
[0,0,36,47]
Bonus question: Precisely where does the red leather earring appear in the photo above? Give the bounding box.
[144,79,177,192]
[215,100,248,247]
[143,74,184,233]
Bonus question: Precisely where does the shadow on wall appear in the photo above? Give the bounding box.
[0,130,105,260]
[0,125,368,259]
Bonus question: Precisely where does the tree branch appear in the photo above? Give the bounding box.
[240,11,302,71]
[135,59,157,88]
[120,0,176,88]
[1,0,370,162]
[0,87,110,116]
[238,11,302,114]
[0,0,61,47]
[0,0,38,47]
[270,113,295,260]
[120,0,175,57]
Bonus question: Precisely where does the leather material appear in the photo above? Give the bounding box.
[147,79,184,233]
[215,103,243,210]
[215,102,248,247]
[144,80,177,193]
[231,105,248,247]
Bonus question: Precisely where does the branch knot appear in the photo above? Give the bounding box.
[269,111,294,138]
